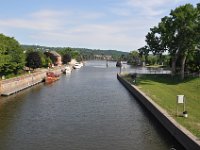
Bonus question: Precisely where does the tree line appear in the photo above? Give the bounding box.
[0,33,128,78]
[128,3,200,79]
[0,34,81,78]
[24,47,82,71]
[22,45,128,61]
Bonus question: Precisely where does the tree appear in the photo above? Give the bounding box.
[62,53,71,64]
[138,46,150,64]
[146,27,165,55]
[144,3,200,79]
[127,51,141,65]
[186,48,200,73]
[0,34,25,76]
[42,55,52,68]
[71,51,81,60]
[57,47,81,61]
[44,51,57,65]
[26,51,42,70]
[170,4,199,79]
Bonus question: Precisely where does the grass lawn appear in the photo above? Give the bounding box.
[124,74,200,138]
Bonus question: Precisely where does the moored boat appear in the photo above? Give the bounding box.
[73,63,82,69]
[62,66,71,74]
[45,72,60,83]
[116,61,122,67]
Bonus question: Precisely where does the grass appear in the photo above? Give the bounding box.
[0,71,29,80]
[124,74,200,138]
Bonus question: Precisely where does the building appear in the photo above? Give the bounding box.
[44,51,62,66]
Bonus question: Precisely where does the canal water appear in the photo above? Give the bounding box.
[0,61,185,150]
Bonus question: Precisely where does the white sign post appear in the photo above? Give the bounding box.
[176,95,186,117]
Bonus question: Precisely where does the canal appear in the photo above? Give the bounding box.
[0,61,185,150]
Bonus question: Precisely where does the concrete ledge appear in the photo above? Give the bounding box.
[117,73,200,150]
[0,66,64,96]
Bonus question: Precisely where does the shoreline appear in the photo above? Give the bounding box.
[0,66,65,96]
[117,73,200,150]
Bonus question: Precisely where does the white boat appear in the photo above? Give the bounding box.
[63,66,71,74]
[73,63,82,69]
[79,62,83,67]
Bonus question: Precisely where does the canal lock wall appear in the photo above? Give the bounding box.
[117,73,200,150]
[0,67,64,96]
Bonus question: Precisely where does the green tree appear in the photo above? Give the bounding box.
[127,51,140,65]
[44,51,57,65]
[186,49,200,73]
[138,46,150,64]
[42,55,52,67]
[0,34,25,76]
[57,47,81,61]
[57,47,73,56]
[62,53,71,64]
[145,3,200,79]
[170,4,199,79]
[26,51,42,70]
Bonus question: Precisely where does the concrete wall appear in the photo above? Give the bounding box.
[0,71,46,96]
[0,66,64,96]
[117,74,200,150]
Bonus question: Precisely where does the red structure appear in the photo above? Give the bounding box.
[45,72,60,83]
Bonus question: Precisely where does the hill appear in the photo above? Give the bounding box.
[21,45,128,60]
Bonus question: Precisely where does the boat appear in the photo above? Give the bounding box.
[73,63,82,69]
[79,62,84,67]
[63,66,71,74]
[116,61,122,67]
[45,72,60,83]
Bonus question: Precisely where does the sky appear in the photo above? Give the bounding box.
[0,0,199,52]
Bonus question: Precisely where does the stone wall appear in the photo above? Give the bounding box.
[117,73,200,150]
[0,66,64,96]
[0,71,46,96]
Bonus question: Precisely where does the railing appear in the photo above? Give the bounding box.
[120,66,171,75]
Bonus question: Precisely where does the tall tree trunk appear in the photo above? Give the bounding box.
[180,55,187,80]
[171,49,180,76]
[171,54,179,76]
[171,57,176,76]
[159,53,162,65]
[145,55,148,65]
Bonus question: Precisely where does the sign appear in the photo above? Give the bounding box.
[177,95,184,104]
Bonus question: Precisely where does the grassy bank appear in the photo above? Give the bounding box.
[124,74,200,138]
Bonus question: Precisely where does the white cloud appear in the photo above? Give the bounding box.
[0,0,191,51]
[114,0,185,18]
[30,10,68,18]
[30,29,144,51]
[109,7,133,16]
[79,12,105,20]
[0,7,159,51]
[0,10,67,31]
[0,9,106,31]
[0,19,62,31]
[26,16,155,51]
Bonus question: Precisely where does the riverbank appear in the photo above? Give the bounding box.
[0,66,65,96]
[117,73,200,150]
[135,74,200,138]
